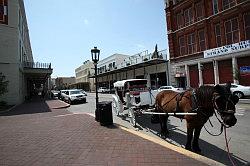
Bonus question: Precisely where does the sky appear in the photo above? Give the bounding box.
[24,0,168,78]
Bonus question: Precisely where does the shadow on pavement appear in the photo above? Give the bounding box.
[135,114,247,166]
[0,100,51,116]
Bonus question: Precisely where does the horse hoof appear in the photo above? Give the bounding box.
[185,146,192,151]
[192,147,201,154]
[160,133,169,139]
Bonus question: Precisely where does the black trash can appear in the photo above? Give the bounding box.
[98,101,113,126]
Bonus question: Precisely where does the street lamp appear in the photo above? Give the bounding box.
[91,46,100,121]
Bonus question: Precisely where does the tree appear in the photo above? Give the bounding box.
[0,73,9,96]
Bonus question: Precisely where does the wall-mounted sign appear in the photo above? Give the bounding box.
[204,40,250,58]
[240,66,250,76]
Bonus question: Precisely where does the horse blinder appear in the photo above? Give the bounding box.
[213,94,237,127]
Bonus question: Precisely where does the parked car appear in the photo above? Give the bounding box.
[230,84,250,99]
[51,90,60,98]
[97,87,110,93]
[58,90,67,100]
[64,89,86,104]
[158,86,184,93]
[78,89,87,96]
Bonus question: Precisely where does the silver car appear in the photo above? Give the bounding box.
[64,89,86,104]
[230,84,250,99]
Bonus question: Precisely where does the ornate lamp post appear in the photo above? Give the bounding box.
[91,46,100,121]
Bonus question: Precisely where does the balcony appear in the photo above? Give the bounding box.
[22,61,53,84]
[23,61,52,69]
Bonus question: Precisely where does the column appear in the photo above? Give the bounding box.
[198,62,203,86]
[213,60,219,85]
[185,64,190,88]
[166,61,170,85]
[232,57,239,84]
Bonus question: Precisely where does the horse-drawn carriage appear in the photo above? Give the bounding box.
[112,79,158,127]
[111,79,196,127]
[112,78,239,153]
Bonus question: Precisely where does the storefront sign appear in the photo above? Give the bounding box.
[204,40,250,58]
[240,66,250,76]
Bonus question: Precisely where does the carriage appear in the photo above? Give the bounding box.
[112,79,157,126]
[111,79,196,127]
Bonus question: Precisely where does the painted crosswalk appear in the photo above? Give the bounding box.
[235,108,245,116]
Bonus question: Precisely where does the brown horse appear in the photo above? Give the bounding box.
[155,83,239,153]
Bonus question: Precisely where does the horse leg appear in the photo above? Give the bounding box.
[192,126,202,153]
[159,115,169,138]
[185,124,194,151]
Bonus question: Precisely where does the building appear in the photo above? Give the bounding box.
[74,60,94,91]
[55,77,76,89]
[97,54,129,89]
[93,48,170,90]
[0,0,52,105]
[165,0,250,88]
[50,78,56,89]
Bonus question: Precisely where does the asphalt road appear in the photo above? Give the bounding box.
[67,93,250,166]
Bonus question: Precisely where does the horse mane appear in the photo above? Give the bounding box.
[195,86,215,109]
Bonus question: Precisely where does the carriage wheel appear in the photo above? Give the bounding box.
[112,99,119,116]
[128,108,136,127]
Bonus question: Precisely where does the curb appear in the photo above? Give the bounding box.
[118,125,224,166]
[84,113,223,166]
[47,100,71,109]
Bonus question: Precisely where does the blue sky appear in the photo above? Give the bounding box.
[24,0,168,77]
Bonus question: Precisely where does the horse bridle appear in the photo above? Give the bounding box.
[212,93,236,128]
[213,93,236,114]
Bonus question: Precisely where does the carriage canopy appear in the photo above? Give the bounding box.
[113,79,148,88]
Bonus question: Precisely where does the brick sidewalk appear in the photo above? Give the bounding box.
[0,100,210,166]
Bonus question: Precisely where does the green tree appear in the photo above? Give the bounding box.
[0,73,9,96]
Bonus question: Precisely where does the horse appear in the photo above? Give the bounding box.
[154,83,239,153]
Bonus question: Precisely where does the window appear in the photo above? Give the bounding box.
[195,2,204,21]
[198,30,206,51]
[222,0,236,10]
[243,12,250,40]
[215,24,222,47]
[184,7,193,26]
[176,12,183,29]
[187,33,196,54]
[179,36,185,56]
[0,0,7,24]
[212,0,219,14]
[225,18,239,45]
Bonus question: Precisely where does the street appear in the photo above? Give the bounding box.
[68,93,250,166]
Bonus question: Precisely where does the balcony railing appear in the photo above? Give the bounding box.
[117,49,167,69]
[23,61,52,69]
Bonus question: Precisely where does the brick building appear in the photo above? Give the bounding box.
[165,0,250,88]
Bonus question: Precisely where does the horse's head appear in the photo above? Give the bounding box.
[214,83,239,127]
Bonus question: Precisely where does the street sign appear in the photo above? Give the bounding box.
[240,66,250,76]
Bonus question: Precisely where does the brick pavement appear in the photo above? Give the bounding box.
[0,99,214,166]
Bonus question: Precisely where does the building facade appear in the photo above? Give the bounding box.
[96,54,129,89]
[55,77,76,90]
[0,0,52,105]
[165,0,250,88]
[94,49,170,90]
[75,60,94,91]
